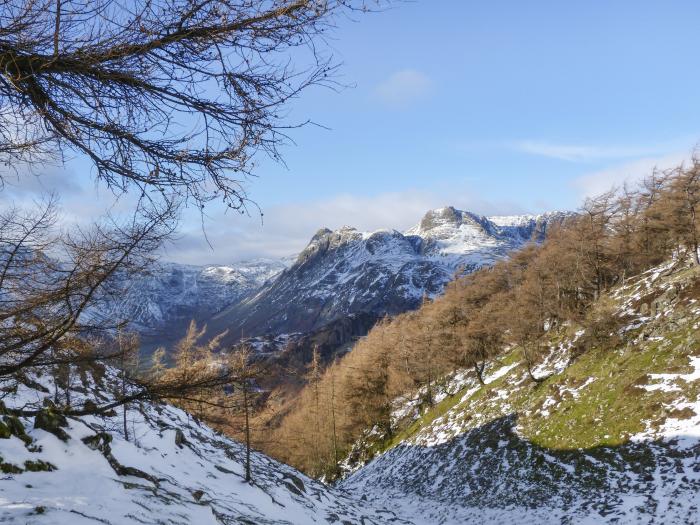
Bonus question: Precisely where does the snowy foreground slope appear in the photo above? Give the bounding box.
[341,262,700,524]
[3,269,700,524]
[0,373,408,524]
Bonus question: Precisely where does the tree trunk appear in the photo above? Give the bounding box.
[523,344,546,384]
[330,368,339,476]
[123,401,129,442]
[474,362,486,385]
[426,368,433,406]
[65,364,71,408]
[121,368,128,441]
[244,385,251,483]
[525,361,545,384]
[687,187,699,265]
[119,331,128,441]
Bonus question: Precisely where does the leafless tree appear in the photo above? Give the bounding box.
[0,0,383,208]
[0,196,176,386]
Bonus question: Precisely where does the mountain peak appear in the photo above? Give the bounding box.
[207,205,566,340]
[310,227,333,242]
[407,206,490,239]
[417,206,462,231]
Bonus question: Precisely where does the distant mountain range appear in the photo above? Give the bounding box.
[108,206,566,353]
[207,207,565,344]
[98,258,289,349]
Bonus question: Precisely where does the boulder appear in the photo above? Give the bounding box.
[34,408,69,441]
[3,415,30,444]
[175,428,187,448]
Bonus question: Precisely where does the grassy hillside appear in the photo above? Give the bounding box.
[339,262,700,524]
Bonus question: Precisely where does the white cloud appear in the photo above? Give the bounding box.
[374,69,433,109]
[512,140,668,162]
[167,190,442,264]
[572,151,692,198]
[164,187,523,265]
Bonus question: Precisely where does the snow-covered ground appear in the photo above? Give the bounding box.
[0,371,409,525]
[343,358,700,524]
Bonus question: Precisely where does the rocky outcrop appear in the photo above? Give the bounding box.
[34,408,69,442]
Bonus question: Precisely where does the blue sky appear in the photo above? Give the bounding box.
[7,1,700,263]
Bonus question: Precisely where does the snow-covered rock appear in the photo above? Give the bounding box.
[97,258,287,342]
[207,207,565,340]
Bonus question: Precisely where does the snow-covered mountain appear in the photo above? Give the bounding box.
[98,258,288,343]
[207,207,565,342]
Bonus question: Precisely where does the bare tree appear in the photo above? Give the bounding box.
[0,197,176,382]
[579,190,620,299]
[116,330,140,441]
[0,0,383,208]
[0,196,272,424]
[223,344,265,483]
[665,161,700,265]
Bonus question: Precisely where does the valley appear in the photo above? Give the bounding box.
[121,207,563,358]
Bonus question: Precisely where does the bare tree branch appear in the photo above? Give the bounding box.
[0,0,384,208]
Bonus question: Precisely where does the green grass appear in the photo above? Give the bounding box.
[379,320,698,454]
[520,324,699,449]
[358,268,700,464]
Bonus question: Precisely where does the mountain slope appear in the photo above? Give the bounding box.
[208,208,563,342]
[339,262,700,524]
[0,368,409,524]
[97,258,287,347]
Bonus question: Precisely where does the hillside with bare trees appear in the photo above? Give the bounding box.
[266,159,700,491]
[2,1,700,524]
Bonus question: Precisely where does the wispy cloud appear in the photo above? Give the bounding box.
[511,140,669,162]
[572,151,692,198]
[453,138,695,164]
[374,69,433,109]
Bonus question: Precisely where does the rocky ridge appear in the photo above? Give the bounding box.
[207,207,565,343]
